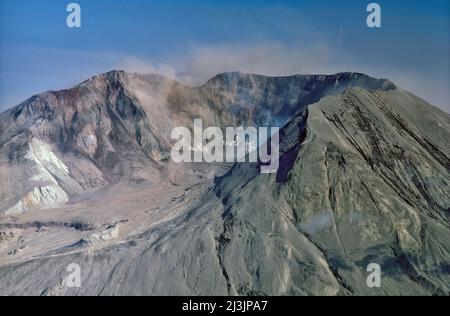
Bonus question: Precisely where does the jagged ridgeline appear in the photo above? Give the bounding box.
[0,71,449,295]
[0,71,394,214]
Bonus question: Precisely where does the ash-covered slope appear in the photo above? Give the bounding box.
[0,71,393,214]
[0,80,448,295]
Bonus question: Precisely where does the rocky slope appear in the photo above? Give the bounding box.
[0,71,449,295]
[0,71,394,214]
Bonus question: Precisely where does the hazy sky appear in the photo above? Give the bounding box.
[0,0,449,112]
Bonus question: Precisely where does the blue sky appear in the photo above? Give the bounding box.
[0,0,449,112]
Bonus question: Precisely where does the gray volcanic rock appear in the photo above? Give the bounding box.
[0,71,449,296]
[0,71,393,214]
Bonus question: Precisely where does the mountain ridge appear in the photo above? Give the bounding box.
[0,70,398,214]
[0,70,449,295]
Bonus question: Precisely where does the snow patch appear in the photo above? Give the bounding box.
[4,138,70,214]
[26,138,70,177]
[5,185,69,215]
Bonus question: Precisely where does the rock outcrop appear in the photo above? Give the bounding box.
[0,71,449,296]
